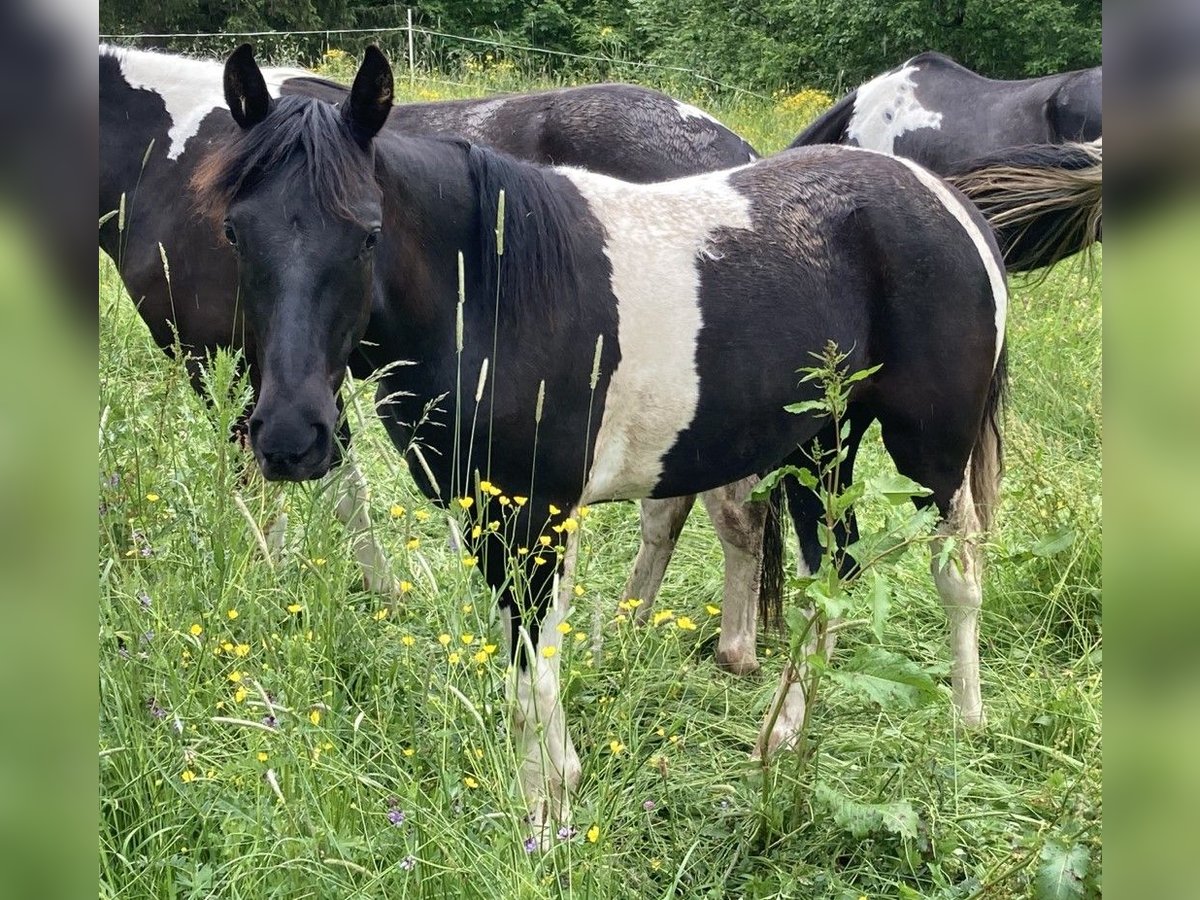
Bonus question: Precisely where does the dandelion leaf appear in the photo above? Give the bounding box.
[814,783,919,839]
[1034,840,1090,900]
[827,647,939,710]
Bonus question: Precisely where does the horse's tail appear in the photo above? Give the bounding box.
[787,89,858,149]
[971,343,1008,532]
[758,482,786,631]
[947,140,1103,273]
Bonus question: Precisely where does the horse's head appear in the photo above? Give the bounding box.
[196,44,393,481]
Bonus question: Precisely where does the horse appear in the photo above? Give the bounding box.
[790,51,1101,171]
[194,45,1008,836]
[99,43,770,633]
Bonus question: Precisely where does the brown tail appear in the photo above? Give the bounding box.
[948,140,1102,274]
[970,344,1007,532]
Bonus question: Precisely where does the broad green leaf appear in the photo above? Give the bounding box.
[1034,840,1089,900]
[1032,527,1077,558]
[827,647,939,710]
[868,473,933,505]
[783,399,826,416]
[870,571,892,642]
[844,363,883,384]
[814,782,920,839]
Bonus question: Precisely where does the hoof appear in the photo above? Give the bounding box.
[715,648,760,676]
[958,707,987,729]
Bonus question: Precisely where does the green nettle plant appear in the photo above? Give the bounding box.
[750,342,945,841]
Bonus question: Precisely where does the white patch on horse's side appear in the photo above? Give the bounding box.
[673,99,722,125]
[103,45,308,160]
[561,166,754,502]
[891,157,1008,363]
[847,64,943,155]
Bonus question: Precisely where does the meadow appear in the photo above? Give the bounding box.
[98,63,1102,899]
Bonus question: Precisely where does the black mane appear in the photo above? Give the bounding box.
[192,95,375,224]
[466,142,591,326]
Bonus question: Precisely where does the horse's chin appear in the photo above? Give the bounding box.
[256,453,333,483]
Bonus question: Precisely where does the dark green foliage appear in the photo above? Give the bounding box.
[101,0,1101,93]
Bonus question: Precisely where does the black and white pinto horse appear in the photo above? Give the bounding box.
[789,51,1102,273]
[196,46,1008,835]
[99,44,768,641]
[791,51,1100,169]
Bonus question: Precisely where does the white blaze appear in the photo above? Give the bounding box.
[847,63,943,155]
[560,166,754,502]
[103,45,309,160]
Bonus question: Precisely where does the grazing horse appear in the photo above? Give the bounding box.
[99,44,765,622]
[195,46,1007,834]
[791,51,1101,171]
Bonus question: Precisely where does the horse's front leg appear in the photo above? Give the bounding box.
[494,506,583,845]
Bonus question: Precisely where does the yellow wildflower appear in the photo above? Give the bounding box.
[513,496,528,507]
[189,624,203,637]
[479,480,495,493]
[457,496,474,510]
[226,609,239,620]
[472,649,489,664]
[401,635,415,647]
[483,643,498,656]
[652,609,674,626]
[561,517,579,533]
[448,651,461,665]
[406,538,421,551]
[574,584,585,596]
[146,493,160,502]
[221,641,234,653]
[614,614,627,624]
[556,621,572,635]
[549,503,562,515]
[438,633,451,646]
[541,645,557,659]
[461,633,474,644]
[539,535,552,546]
[586,824,600,843]
[463,776,479,789]
[311,558,326,567]
[403,747,415,757]
[228,670,242,683]
[462,603,473,613]
[414,509,431,522]
[462,555,478,568]
[309,709,321,726]
[574,631,586,643]
[533,556,548,566]
[400,580,413,593]
[233,686,248,703]
[579,506,591,517]
[287,603,303,614]
[499,496,511,506]
[374,608,389,620]
[705,604,721,616]
[517,547,529,555]
[181,769,196,783]
[234,643,250,657]
[257,751,268,762]
[389,504,406,518]
[676,616,698,631]
[487,521,499,531]
[609,740,625,755]
[470,525,482,539]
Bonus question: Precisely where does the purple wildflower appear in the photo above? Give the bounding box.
[146,697,166,719]
[556,826,576,841]
[523,836,538,853]
[400,855,416,871]
[261,714,278,729]
[106,473,120,488]
[140,545,154,558]
[138,590,152,610]
[643,799,656,812]
[387,808,406,827]
[141,630,155,644]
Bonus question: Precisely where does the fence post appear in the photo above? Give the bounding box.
[407,8,415,90]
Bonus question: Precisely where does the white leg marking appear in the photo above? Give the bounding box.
[846,63,943,154]
[932,470,986,727]
[512,524,582,844]
[561,167,754,503]
[328,456,400,598]
[703,478,764,675]
[754,608,838,759]
[624,495,695,622]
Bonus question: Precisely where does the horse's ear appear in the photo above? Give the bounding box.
[344,45,393,147]
[224,43,272,129]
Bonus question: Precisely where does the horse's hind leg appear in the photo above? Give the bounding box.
[756,413,870,758]
[878,408,994,728]
[702,476,766,675]
[624,495,695,621]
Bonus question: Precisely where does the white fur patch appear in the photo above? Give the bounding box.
[847,63,943,154]
[560,167,754,502]
[891,157,1008,363]
[103,45,309,160]
[673,100,721,125]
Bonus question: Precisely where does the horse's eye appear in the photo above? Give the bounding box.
[363,229,380,253]
[223,221,238,246]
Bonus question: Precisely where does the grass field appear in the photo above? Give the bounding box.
[98,68,1101,899]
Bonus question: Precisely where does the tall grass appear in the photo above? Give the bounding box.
[98,76,1100,898]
